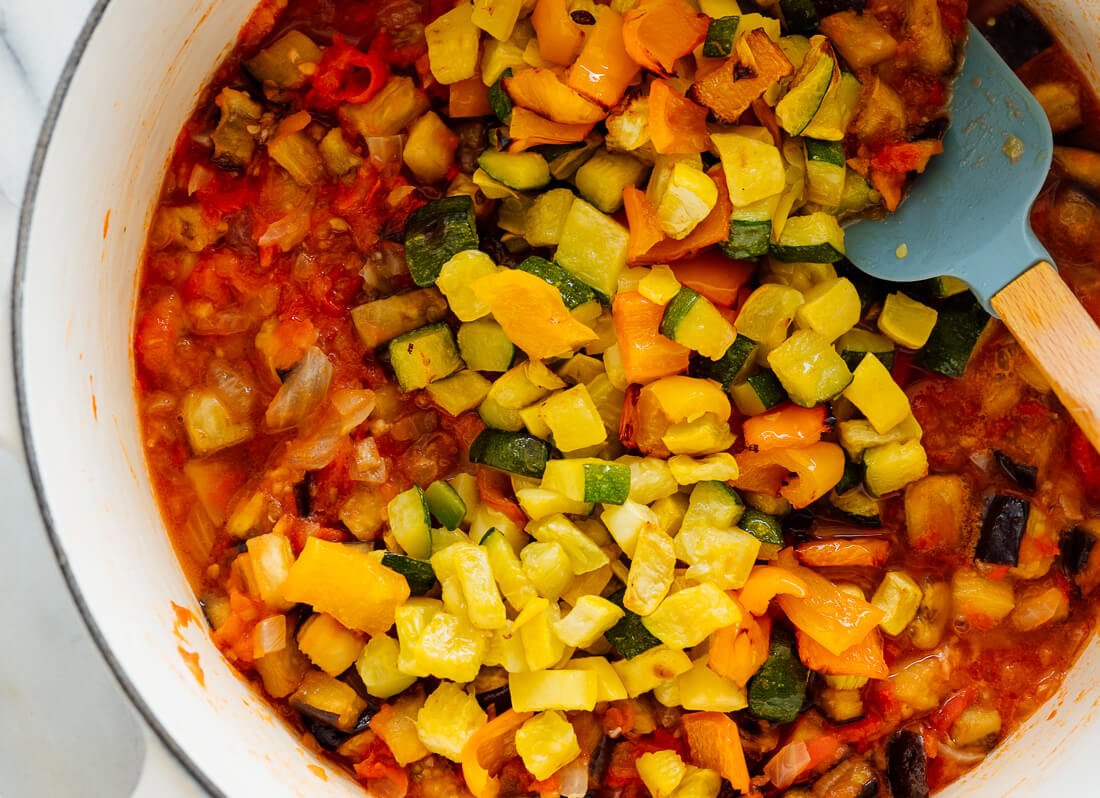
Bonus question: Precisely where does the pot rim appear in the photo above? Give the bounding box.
[11,2,221,795]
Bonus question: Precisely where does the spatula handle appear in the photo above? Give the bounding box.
[992,261,1100,452]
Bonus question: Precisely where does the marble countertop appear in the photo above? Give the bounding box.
[1,1,201,795]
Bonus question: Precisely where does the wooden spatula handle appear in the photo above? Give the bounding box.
[992,261,1100,452]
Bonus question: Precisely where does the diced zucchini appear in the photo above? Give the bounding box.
[541,458,631,504]
[844,354,911,434]
[404,111,460,183]
[525,188,576,247]
[682,481,745,531]
[711,131,786,207]
[425,369,492,417]
[724,219,773,260]
[478,150,551,190]
[480,529,539,610]
[795,277,860,342]
[878,292,938,349]
[744,491,792,516]
[731,371,788,415]
[480,362,556,431]
[469,429,551,478]
[556,353,605,386]
[403,196,480,287]
[425,2,480,85]
[675,526,760,589]
[653,163,719,241]
[436,250,498,322]
[521,543,574,600]
[767,329,853,406]
[554,198,630,298]
[319,128,363,177]
[775,40,836,135]
[516,487,593,520]
[553,595,626,648]
[488,68,514,123]
[424,481,467,530]
[837,170,881,214]
[613,646,694,697]
[838,414,922,460]
[457,318,515,372]
[914,298,990,378]
[759,259,836,292]
[351,288,449,350]
[575,149,648,214]
[515,711,582,781]
[527,513,611,574]
[379,553,437,597]
[770,212,845,263]
[739,508,784,549]
[413,609,490,682]
[643,583,741,649]
[387,487,433,559]
[568,657,629,702]
[735,284,804,343]
[540,384,609,452]
[863,439,929,496]
[517,255,598,309]
[779,0,818,35]
[211,88,261,169]
[510,669,599,713]
[244,31,323,89]
[747,624,807,723]
[803,69,862,141]
[547,134,603,180]
[604,587,662,658]
[692,334,758,390]
[836,329,896,372]
[871,571,923,636]
[471,0,523,40]
[829,488,882,527]
[660,288,737,360]
[388,323,464,392]
[622,456,679,504]
[931,275,970,299]
[703,15,740,57]
[356,634,417,699]
[804,139,846,209]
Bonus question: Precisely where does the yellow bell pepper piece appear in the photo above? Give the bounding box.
[639,375,731,424]
[738,565,810,615]
[473,270,598,359]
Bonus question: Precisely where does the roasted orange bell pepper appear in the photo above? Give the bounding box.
[668,250,754,307]
[504,68,607,125]
[796,627,889,679]
[774,552,885,655]
[474,270,597,358]
[648,79,711,154]
[622,0,708,76]
[795,538,891,568]
[738,565,810,615]
[742,403,831,452]
[693,29,793,122]
[531,0,583,65]
[734,441,846,508]
[681,712,750,793]
[567,9,639,108]
[709,613,771,686]
[461,709,534,797]
[631,166,731,264]
[612,291,691,384]
[623,186,666,262]
[507,107,594,151]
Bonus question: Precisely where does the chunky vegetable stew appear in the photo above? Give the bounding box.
[134,0,1100,794]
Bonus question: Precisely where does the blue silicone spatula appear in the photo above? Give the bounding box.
[844,23,1100,451]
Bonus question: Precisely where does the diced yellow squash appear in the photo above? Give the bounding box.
[642,583,742,648]
[654,163,719,240]
[676,656,748,712]
[341,77,431,138]
[712,130,786,206]
[662,415,737,455]
[871,571,923,636]
[838,414,923,460]
[472,0,524,40]
[469,502,527,553]
[668,453,740,484]
[436,250,499,321]
[734,283,804,344]
[909,579,951,650]
[540,384,608,451]
[639,265,682,306]
[553,595,625,648]
[454,543,509,630]
[522,541,574,600]
[481,33,527,84]
[404,111,460,182]
[426,370,492,417]
[518,600,567,670]
[297,613,366,676]
[625,525,677,616]
[952,569,1015,629]
[245,533,295,610]
[515,711,581,781]
[483,625,531,673]
[844,354,912,435]
[951,706,1002,748]
[554,198,630,298]
[795,277,860,342]
[568,656,630,701]
[355,635,417,699]
[601,500,659,558]
[613,646,694,697]
[425,2,481,85]
[414,610,490,682]
[510,668,599,711]
[637,749,688,797]
[651,492,690,536]
[440,576,471,621]
[416,681,487,761]
[671,766,723,798]
[181,389,253,456]
[863,439,929,496]
[481,531,539,611]
[878,292,938,349]
[394,598,442,676]
[283,538,410,635]
[527,513,610,574]
[291,671,366,733]
[515,487,592,521]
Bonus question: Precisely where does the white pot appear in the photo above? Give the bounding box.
[9,1,1100,795]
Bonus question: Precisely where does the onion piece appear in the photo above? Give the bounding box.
[555,757,589,798]
[252,614,287,659]
[350,437,389,483]
[332,388,376,435]
[367,135,405,177]
[265,346,334,431]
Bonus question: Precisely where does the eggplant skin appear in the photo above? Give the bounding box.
[475,683,512,713]
[993,450,1038,492]
[975,495,1030,566]
[888,729,930,798]
[1061,527,1097,576]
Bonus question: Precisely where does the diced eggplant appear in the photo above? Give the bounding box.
[812,0,866,15]
[211,88,263,170]
[475,683,512,713]
[813,757,880,798]
[589,734,615,783]
[975,495,1029,566]
[993,450,1038,492]
[294,472,313,518]
[888,729,930,798]
[1060,526,1097,576]
[979,3,1051,70]
[300,706,376,751]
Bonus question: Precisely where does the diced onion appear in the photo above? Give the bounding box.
[188,164,215,195]
[367,136,405,177]
[350,437,389,483]
[331,388,376,435]
[257,208,311,251]
[252,614,287,659]
[555,757,589,798]
[764,741,811,790]
[285,428,344,471]
[265,346,334,431]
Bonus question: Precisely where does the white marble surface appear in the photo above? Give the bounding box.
[0,1,201,795]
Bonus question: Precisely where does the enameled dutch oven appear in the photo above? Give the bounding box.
[9,1,1100,795]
